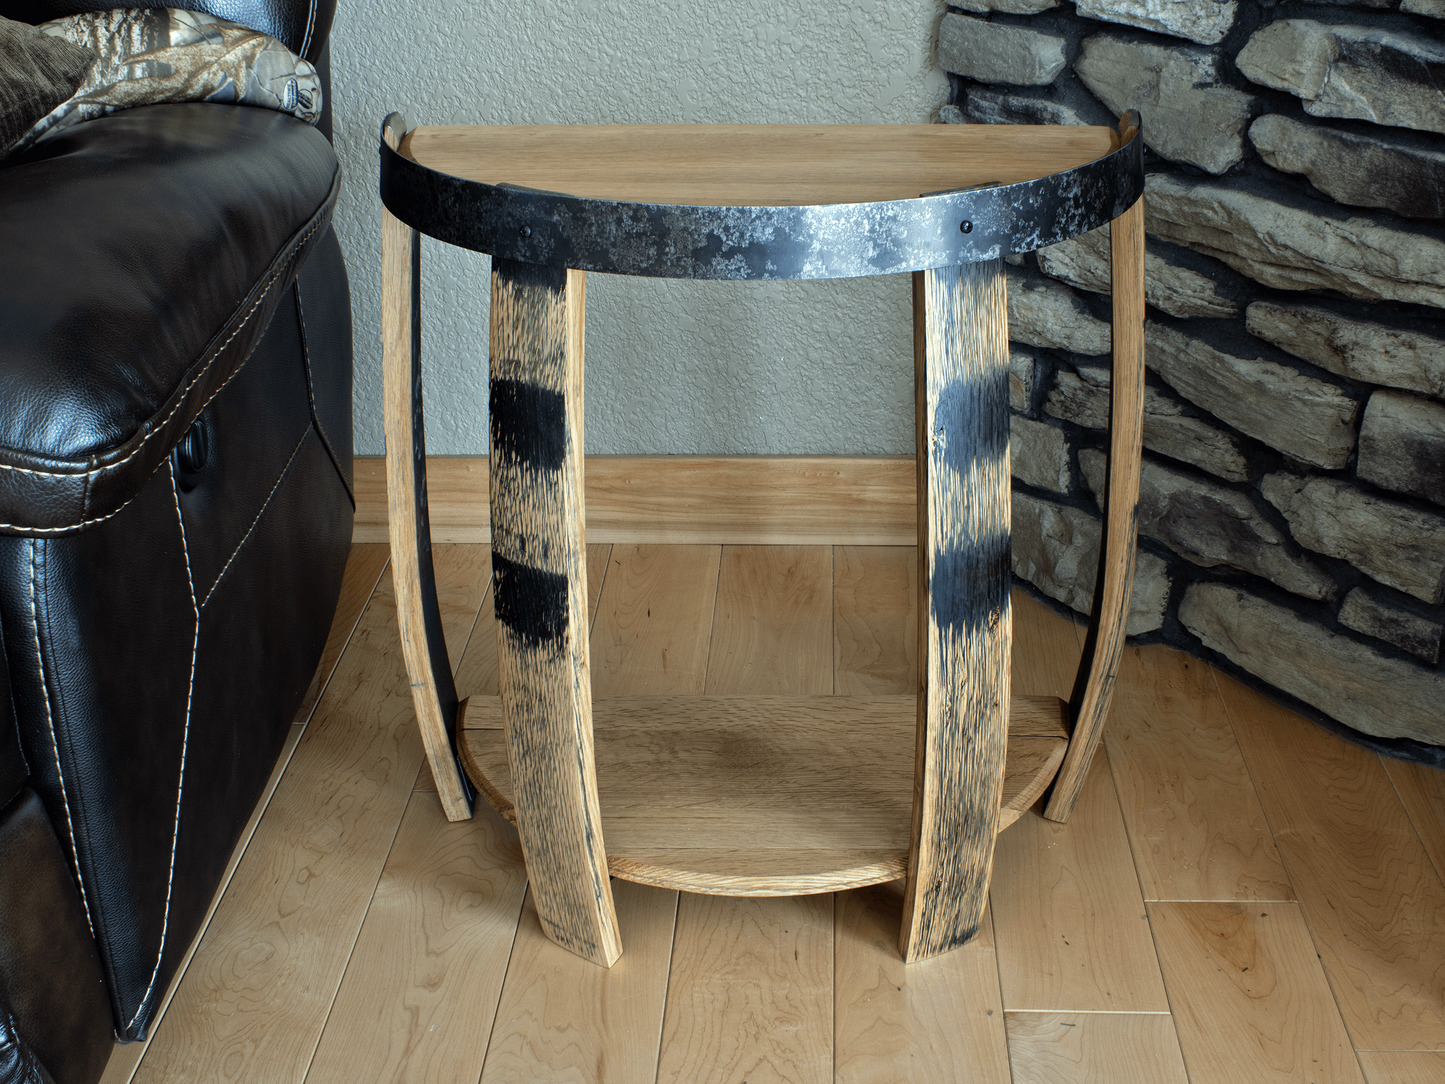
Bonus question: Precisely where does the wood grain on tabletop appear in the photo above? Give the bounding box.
[303,792,528,1084]
[1004,1012,1189,1084]
[294,544,390,723]
[990,748,1170,1013]
[1148,902,1366,1084]
[705,545,833,696]
[1215,670,1445,1051]
[404,124,1117,207]
[835,884,1010,1084]
[1104,645,1294,902]
[656,893,834,1084]
[655,543,835,1084]
[1045,193,1147,825]
[129,546,491,1084]
[479,880,677,1084]
[590,543,721,697]
[833,545,916,696]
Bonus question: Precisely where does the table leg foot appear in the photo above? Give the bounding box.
[489,258,621,966]
[1044,195,1146,824]
[382,205,473,822]
[901,261,1011,963]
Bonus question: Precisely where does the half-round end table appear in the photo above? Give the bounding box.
[378,115,1146,967]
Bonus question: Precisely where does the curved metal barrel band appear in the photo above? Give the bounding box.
[378,125,1144,281]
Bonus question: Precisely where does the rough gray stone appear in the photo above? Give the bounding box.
[955,0,1058,12]
[1244,301,1445,399]
[1402,0,1445,16]
[1249,114,1445,220]
[1261,472,1445,604]
[962,86,1111,128]
[938,14,1067,87]
[1007,266,1112,356]
[1075,37,1254,172]
[938,104,966,125]
[1048,367,1252,482]
[1357,390,1445,508]
[1076,0,1237,44]
[1144,173,1445,308]
[1146,323,1361,471]
[1339,587,1444,664]
[1305,0,1391,7]
[1009,350,1040,412]
[1012,491,1170,635]
[1181,583,1445,745]
[1011,415,1072,493]
[1037,224,1244,319]
[1237,21,1445,136]
[1080,450,1335,600]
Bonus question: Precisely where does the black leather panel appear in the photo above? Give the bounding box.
[0,104,339,534]
[154,429,351,1014]
[0,305,353,1036]
[0,631,24,813]
[295,227,355,499]
[174,284,314,600]
[0,789,112,1084]
[1,0,338,61]
[0,1006,54,1084]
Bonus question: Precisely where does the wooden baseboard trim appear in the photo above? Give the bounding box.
[353,455,916,546]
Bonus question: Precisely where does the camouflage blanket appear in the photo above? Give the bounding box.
[11,8,321,155]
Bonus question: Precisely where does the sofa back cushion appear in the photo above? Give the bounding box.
[2,0,336,61]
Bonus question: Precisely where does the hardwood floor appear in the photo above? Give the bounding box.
[103,544,1445,1084]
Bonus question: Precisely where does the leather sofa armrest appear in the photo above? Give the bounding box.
[0,1006,56,1084]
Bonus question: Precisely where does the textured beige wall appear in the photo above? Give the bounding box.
[329,0,948,454]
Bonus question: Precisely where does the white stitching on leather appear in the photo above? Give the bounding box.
[0,496,133,534]
[200,429,309,611]
[30,539,95,937]
[127,462,200,1031]
[0,217,326,482]
[301,0,318,59]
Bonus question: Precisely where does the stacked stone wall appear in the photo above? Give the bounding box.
[939,0,1445,757]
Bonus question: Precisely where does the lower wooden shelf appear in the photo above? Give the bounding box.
[459,693,1068,897]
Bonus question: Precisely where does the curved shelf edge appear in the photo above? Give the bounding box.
[459,693,1068,897]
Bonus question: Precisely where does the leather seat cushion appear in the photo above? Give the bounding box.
[0,102,339,534]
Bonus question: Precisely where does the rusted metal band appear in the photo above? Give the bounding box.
[378,113,1143,280]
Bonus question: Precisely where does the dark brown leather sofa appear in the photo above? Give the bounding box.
[0,3,352,1081]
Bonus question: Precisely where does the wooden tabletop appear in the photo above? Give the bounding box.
[401,124,1120,208]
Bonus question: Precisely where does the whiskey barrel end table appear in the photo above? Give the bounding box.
[378,114,1146,966]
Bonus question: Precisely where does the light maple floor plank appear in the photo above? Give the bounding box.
[1357,1050,1445,1083]
[478,879,678,1084]
[591,543,721,697]
[1011,588,1082,700]
[705,545,833,695]
[1382,759,1445,887]
[295,544,391,724]
[129,546,492,1084]
[1216,670,1445,1052]
[1105,645,1293,902]
[833,545,916,696]
[302,791,528,1084]
[656,892,834,1084]
[1004,1012,1189,1084]
[990,749,1170,1013]
[1150,901,1365,1084]
[835,885,1010,1084]
[655,544,836,1084]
